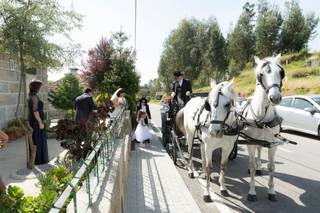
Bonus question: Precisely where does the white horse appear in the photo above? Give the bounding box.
[176,79,238,202]
[240,54,285,202]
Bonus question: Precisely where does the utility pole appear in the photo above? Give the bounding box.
[134,0,137,55]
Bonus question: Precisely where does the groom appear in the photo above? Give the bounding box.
[171,71,192,109]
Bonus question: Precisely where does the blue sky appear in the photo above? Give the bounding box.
[49,0,320,84]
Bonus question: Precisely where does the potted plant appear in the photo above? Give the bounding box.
[6,118,26,139]
[4,127,18,140]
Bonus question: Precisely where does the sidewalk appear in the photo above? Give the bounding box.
[0,137,64,196]
[125,127,201,213]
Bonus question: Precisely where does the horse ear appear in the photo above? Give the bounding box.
[225,78,234,91]
[210,79,216,88]
[275,53,281,63]
[254,56,261,65]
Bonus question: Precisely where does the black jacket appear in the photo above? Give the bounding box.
[137,104,151,124]
[172,79,192,107]
[75,93,96,124]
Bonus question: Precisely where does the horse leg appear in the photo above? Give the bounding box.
[267,146,277,201]
[256,146,263,176]
[219,145,232,197]
[201,142,206,179]
[187,133,195,178]
[203,147,212,202]
[247,145,257,201]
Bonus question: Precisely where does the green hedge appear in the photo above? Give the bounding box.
[0,166,72,213]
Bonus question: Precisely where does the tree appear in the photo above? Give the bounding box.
[157,18,203,88]
[255,0,283,57]
[227,2,255,71]
[48,73,83,116]
[81,31,140,115]
[80,37,113,91]
[280,0,319,52]
[202,18,228,84]
[0,0,82,169]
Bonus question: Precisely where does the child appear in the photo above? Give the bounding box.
[134,111,152,143]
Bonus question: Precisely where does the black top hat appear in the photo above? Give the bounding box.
[173,71,183,77]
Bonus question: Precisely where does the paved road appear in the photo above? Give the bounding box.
[150,103,320,213]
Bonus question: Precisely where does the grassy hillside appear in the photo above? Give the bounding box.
[194,53,320,96]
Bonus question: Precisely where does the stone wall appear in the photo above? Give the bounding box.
[0,54,48,129]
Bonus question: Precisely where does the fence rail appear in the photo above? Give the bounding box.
[49,108,127,213]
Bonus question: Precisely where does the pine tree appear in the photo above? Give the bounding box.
[227,2,255,71]
[255,0,283,57]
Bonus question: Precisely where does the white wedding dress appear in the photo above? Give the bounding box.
[134,118,152,142]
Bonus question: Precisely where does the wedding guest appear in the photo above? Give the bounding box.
[75,88,96,124]
[137,97,151,124]
[28,79,49,165]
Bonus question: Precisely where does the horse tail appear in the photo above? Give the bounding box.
[176,108,186,135]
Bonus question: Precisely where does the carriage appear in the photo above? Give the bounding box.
[161,92,238,166]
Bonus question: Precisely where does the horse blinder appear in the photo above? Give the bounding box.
[204,100,211,111]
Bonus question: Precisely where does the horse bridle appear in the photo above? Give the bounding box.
[257,61,285,93]
[204,87,234,128]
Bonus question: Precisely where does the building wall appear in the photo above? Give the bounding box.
[0,54,48,129]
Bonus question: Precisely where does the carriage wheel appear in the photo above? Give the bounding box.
[228,142,238,160]
[170,131,178,165]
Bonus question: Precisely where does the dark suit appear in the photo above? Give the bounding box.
[75,93,96,124]
[137,104,151,124]
[172,79,192,108]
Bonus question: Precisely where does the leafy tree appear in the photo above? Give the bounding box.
[80,37,113,91]
[48,73,83,116]
[227,2,255,72]
[81,31,140,116]
[202,18,228,84]
[157,18,203,88]
[255,0,283,57]
[280,0,319,52]
[0,0,82,169]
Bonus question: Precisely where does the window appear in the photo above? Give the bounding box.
[292,98,313,110]
[311,97,320,106]
[279,98,293,107]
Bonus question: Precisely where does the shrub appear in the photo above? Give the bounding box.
[0,167,72,213]
[7,118,24,128]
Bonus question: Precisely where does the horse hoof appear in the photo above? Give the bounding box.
[247,194,257,202]
[188,172,194,179]
[268,194,277,202]
[220,190,229,197]
[247,169,263,176]
[256,170,262,176]
[203,195,212,202]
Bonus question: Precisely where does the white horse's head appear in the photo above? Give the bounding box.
[254,54,285,105]
[205,79,237,137]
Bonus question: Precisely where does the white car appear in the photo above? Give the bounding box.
[275,94,320,136]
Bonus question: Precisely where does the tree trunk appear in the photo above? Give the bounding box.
[19,48,36,170]
[0,176,5,193]
[15,74,23,119]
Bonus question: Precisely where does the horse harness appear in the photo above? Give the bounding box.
[191,88,239,143]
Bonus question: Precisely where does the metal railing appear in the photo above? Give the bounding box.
[49,107,127,213]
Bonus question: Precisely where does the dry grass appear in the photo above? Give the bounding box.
[194,53,320,96]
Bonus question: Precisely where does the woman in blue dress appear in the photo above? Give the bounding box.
[28,79,49,165]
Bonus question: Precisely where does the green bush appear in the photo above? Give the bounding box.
[7,118,24,128]
[0,167,72,213]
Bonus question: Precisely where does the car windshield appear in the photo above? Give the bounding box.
[311,97,320,106]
